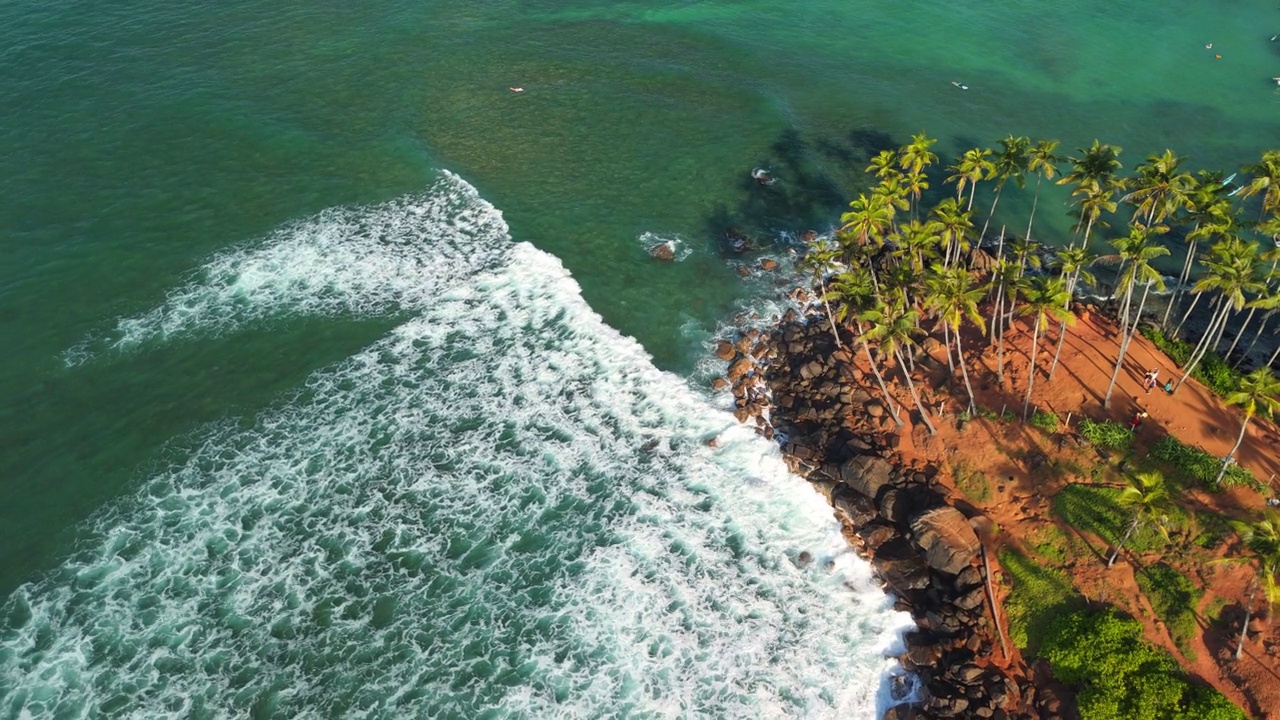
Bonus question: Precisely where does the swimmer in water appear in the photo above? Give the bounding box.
[509,87,524,93]
[950,80,969,90]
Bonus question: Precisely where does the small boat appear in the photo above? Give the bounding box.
[1221,172,1237,186]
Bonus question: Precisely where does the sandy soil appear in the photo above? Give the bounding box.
[850,306,1279,718]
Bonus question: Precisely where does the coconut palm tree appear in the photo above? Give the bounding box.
[798,237,845,345]
[867,149,901,180]
[1225,245,1280,361]
[948,147,995,212]
[925,264,987,413]
[898,132,939,178]
[1047,245,1098,381]
[1175,238,1267,392]
[1225,513,1280,660]
[1214,368,1280,486]
[1122,149,1194,229]
[1071,179,1121,253]
[1059,140,1124,195]
[1107,470,1174,567]
[988,258,1021,386]
[861,299,937,435]
[1019,275,1073,420]
[890,219,942,273]
[827,267,905,427]
[1102,224,1171,408]
[1024,139,1062,242]
[977,136,1030,244]
[1163,173,1235,332]
[1173,212,1240,340]
[1240,150,1280,221]
[928,197,974,268]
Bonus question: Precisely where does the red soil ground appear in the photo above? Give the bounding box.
[858,306,1280,718]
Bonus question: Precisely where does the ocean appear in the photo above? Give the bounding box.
[3,0,1278,717]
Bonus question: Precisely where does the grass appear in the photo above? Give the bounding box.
[1051,484,1188,555]
[1191,510,1234,551]
[1078,418,1133,451]
[1135,563,1201,661]
[1149,435,1263,492]
[951,461,992,503]
[1000,548,1086,654]
[1028,523,1087,566]
[1030,410,1060,434]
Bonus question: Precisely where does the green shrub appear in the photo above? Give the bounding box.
[1030,410,1060,434]
[1150,436,1262,491]
[1139,326,1241,397]
[1135,563,1201,660]
[1079,418,1133,450]
[1000,549,1085,653]
[1042,608,1244,720]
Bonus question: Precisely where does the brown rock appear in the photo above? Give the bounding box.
[726,358,754,383]
[649,242,676,262]
[874,537,931,594]
[760,258,779,271]
[866,401,885,418]
[839,455,896,500]
[911,507,981,576]
[714,340,736,361]
[710,377,729,391]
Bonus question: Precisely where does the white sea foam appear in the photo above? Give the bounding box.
[64,172,508,364]
[21,177,913,718]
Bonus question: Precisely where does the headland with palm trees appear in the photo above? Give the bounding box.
[717,131,1280,719]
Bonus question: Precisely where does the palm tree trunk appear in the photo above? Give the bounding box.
[1237,576,1259,660]
[1175,300,1231,391]
[978,186,1003,246]
[1022,317,1043,420]
[894,347,937,434]
[820,282,841,347]
[942,322,956,374]
[1106,516,1141,567]
[1025,177,1043,242]
[1048,270,1080,381]
[859,335,905,425]
[955,326,977,413]
[1162,238,1197,331]
[1269,339,1280,368]
[1214,415,1253,485]
[1241,310,1273,365]
[1103,281,1142,408]
[1174,290,1204,340]
[1225,306,1258,361]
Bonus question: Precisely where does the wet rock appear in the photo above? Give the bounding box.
[882,705,921,720]
[832,485,878,526]
[911,506,981,576]
[857,521,899,552]
[649,242,676,261]
[796,551,814,568]
[726,357,754,383]
[710,377,730,391]
[760,258,779,271]
[715,340,736,361]
[874,537,931,593]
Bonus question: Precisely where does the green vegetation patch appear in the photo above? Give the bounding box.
[1139,326,1241,397]
[1042,608,1243,720]
[1028,523,1087,565]
[1052,484,1187,554]
[1134,563,1201,660]
[1030,410,1060,434]
[1078,418,1133,451]
[951,461,992,503]
[999,548,1084,654]
[1149,436,1262,491]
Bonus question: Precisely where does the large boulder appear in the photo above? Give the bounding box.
[831,484,878,526]
[911,507,981,576]
[726,357,754,383]
[839,454,896,500]
[873,537,931,593]
[714,340,736,361]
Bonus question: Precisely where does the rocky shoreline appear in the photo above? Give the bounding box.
[713,299,1069,720]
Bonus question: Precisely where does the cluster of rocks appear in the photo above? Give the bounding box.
[713,306,1071,720]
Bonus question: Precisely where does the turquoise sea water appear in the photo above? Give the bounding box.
[3,0,1279,716]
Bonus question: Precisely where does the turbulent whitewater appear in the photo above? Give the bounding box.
[5,175,910,718]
